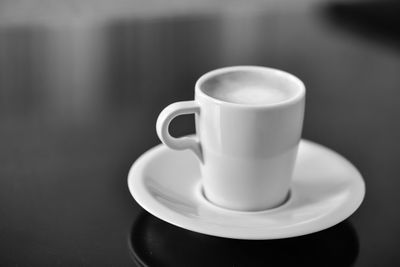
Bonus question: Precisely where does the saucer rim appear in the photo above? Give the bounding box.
[128,139,365,240]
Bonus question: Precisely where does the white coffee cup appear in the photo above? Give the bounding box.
[156,66,305,211]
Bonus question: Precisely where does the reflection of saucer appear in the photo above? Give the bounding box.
[129,211,359,267]
[128,140,365,239]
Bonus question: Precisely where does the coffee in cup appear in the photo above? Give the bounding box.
[157,66,305,211]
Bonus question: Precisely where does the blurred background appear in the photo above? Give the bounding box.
[1,0,400,266]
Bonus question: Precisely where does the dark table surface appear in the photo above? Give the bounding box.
[1,0,399,266]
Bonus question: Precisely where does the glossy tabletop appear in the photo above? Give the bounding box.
[0,0,399,266]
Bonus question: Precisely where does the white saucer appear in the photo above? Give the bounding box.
[128,140,365,240]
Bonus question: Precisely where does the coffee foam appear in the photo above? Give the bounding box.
[202,71,295,105]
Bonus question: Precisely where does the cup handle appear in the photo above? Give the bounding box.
[156,101,203,162]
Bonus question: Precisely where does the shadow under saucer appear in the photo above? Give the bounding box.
[128,210,359,267]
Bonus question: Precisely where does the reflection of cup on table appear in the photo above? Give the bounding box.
[129,211,359,267]
[157,66,305,211]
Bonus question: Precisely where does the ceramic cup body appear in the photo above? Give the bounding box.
[157,66,305,211]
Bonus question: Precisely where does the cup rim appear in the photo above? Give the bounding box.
[195,65,305,109]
